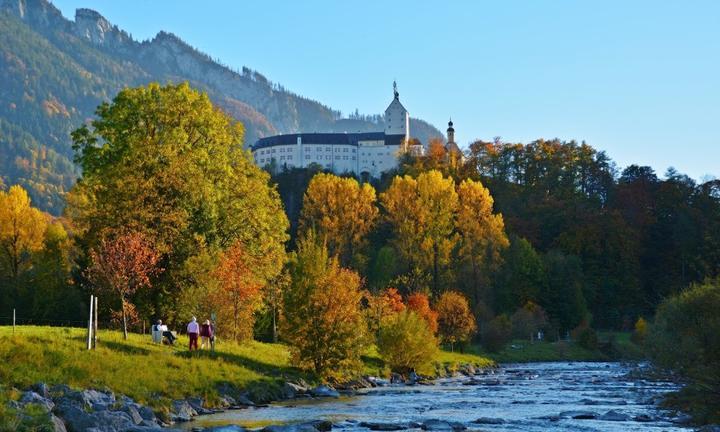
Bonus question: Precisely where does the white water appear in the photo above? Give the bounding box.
[185,362,690,431]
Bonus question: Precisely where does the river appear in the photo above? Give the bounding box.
[183,362,690,431]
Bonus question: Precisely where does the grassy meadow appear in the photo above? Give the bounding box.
[0,326,494,411]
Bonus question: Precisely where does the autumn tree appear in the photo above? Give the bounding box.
[212,241,264,341]
[406,292,438,334]
[0,185,48,288]
[455,179,509,304]
[436,291,477,351]
[378,310,438,374]
[282,232,367,379]
[381,170,458,294]
[86,230,162,339]
[299,173,378,267]
[364,287,406,336]
[69,83,288,320]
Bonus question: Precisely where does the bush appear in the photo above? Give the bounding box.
[576,328,598,351]
[377,310,438,374]
[481,315,512,353]
[647,279,720,423]
[631,317,648,345]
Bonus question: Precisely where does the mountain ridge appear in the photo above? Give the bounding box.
[0,0,444,213]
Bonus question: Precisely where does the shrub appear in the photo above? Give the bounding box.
[576,328,598,351]
[436,291,477,351]
[377,310,438,374]
[406,292,438,334]
[631,317,648,345]
[647,279,720,423]
[481,314,512,353]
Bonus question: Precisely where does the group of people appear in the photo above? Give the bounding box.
[152,316,215,351]
[186,316,215,351]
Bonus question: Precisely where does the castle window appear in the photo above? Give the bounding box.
[343,148,348,152]
[326,156,331,160]
[352,149,356,153]
[352,156,356,160]
[335,156,340,160]
[343,156,348,160]
[305,147,311,152]
[305,155,311,160]
[326,147,331,152]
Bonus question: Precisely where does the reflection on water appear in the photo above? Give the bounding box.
[183,362,690,431]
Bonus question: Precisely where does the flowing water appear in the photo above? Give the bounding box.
[184,362,690,431]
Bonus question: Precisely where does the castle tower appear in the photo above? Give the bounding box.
[384,81,410,141]
[445,118,462,159]
[447,119,455,146]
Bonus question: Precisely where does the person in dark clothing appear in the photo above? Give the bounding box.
[154,320,176,345]
[200,319,214,350]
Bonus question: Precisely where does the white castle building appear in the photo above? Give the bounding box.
[251,82,418,178]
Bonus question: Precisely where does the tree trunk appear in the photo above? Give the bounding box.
[272,304,278,343]
[121,298,128,340]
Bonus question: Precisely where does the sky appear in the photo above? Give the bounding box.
[51,0,719,180]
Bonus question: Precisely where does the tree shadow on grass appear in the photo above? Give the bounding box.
[176,350,310,381]
[69,335,151,355]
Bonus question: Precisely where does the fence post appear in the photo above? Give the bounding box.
[87,295,94,350]
[93,296,98,350]
[13,309,15,335]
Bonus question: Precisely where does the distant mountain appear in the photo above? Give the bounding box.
[0,0,444,214]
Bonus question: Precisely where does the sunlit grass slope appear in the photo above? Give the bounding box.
[0,326,494,409]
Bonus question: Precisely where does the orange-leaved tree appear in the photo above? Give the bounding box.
[407,292,438,334]
[212,241,264,341]
[86,230,162,339]
[436,291,477,351]
[282,231,367,380]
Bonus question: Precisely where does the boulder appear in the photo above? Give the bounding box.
[20,390,55,412]
[359,422,410,431]
[171,399,197,422]
[633,414,653,422]
[59,408,136,432]
[420,419,465,431]
[309,386,339,398]
[599,410,630,421]
[32,382,51,398]
[120,404,145,425]
[472,417,505,425]
[187,397,213,415]
[261,422,326,432]
[202,427,246,432]
[50,415,67,432]
[559,411,598,420]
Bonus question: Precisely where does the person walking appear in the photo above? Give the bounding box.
[200,319,214,350]
[187,316,200,351]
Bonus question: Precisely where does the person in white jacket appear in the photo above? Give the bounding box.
[187,316,200,351]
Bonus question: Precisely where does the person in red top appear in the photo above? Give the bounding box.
[187,317,200,351]
[200,319,214,350]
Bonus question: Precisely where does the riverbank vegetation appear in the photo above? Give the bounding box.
[647,279,720,424]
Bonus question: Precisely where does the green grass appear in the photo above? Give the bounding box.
[0,326,302,411]
[455,333,645,363]
[0,326,494,412]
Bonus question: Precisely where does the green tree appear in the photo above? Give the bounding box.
[541,251,588,333]
[494,235,545,313]
[378,310,438,374]
[68,83,288,320]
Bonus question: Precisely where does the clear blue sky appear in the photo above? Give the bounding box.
[51,0,719,180]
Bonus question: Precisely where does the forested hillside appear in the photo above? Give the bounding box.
[0,0,443,214]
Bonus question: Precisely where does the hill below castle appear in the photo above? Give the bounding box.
[0,0,443,214]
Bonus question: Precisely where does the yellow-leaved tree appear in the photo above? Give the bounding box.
[0,185,48,286]
[282,231,367,380]
[380,170,458,294]
[299,173,378,267]
[456,179,509,303]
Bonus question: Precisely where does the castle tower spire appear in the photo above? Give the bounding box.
[393,80,399,99]
[447,118,455,145]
